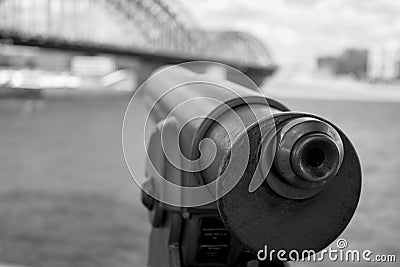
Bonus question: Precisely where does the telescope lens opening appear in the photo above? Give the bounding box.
[301,143,325,168]
[292,133,340,182]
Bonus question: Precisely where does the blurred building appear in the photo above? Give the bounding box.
[318,44,400,82]
[367,42,400,81]
[317,49,368,79]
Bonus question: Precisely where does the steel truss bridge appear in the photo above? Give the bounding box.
[0,0,276,84]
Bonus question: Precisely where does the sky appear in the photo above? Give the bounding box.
[178,0,400,70]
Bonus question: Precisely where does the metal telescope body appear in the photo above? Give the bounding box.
[140,66,361,267]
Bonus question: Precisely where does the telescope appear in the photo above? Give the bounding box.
[138,65,361,267]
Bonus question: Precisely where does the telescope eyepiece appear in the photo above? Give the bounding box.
[291,132,342,182]
[272,117,344,196]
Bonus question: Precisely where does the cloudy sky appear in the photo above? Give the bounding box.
[179,0,400,70]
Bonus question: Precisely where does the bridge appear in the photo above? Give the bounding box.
[0,0,276,86]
